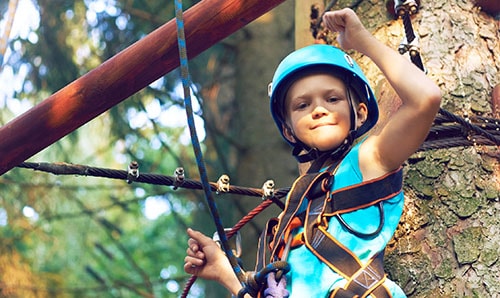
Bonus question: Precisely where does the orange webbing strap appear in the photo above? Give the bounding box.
[255,168,331,274]
[269,170,332,261]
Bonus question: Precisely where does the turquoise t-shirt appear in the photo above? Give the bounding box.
[285,141,406,297]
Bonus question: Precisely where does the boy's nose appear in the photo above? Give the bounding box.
[312,105,329,118]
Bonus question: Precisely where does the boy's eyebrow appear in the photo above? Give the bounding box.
[287,87,347,102]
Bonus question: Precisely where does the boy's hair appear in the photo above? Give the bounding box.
[268,45,379,149]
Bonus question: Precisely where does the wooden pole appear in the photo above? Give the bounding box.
[0,0,287,175]
[295,0,318,49]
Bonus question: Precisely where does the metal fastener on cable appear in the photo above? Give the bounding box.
[394,0,419,16]
[262,179,275,200]
[126,161,139,184]
[398,35,421,57]
[173,167,185,190]
[216,174,230,194]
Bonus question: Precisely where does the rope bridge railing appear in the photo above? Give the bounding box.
[16,161,289,207]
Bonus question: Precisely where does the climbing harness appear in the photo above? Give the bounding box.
[303,168,402,298]
[255,147,403,297]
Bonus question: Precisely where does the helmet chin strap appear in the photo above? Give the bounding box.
[291,84,358,172]
[291,131,356,173]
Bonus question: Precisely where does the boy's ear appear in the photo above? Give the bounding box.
[282,124,296,143]
[356,103,368,127]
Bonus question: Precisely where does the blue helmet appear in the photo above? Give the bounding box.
[268,44,379,148]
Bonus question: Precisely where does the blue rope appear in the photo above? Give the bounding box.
[174,0,245,284]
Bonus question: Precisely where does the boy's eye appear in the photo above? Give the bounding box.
[327,97,339,103]
[295,102,309,110]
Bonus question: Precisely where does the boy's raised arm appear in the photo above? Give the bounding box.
[323,8,441,173]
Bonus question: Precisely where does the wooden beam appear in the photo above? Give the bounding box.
[0,0,287,175]
[295,0,320,49]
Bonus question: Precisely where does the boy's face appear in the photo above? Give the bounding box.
[282,72,367,152]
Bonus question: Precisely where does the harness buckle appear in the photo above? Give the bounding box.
[321,174,334,193]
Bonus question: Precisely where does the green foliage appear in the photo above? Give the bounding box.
[0,0,225,297]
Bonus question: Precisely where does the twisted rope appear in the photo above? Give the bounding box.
[16,161,290,201]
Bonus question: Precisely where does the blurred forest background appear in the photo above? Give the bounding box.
[0,0,498,297]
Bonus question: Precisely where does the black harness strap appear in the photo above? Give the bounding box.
[324,167,404,216]
[328,253,390,298]
[255,217,279,272]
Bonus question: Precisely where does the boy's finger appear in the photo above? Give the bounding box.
[187,239,199,253]
[187,228,214,247]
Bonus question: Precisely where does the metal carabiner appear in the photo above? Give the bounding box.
[213,228,242,258]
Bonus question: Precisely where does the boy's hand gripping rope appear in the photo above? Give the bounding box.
[238,261,291,298]
[174,0,246,287]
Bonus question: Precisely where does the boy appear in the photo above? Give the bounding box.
[184,8,441,297]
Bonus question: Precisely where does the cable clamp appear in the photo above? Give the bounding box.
[262,179,275,200]
[126,161,139,184]
[398,35,420,57]
[173,167,185,190]
[216,174,230,194]
[394,0,419,17]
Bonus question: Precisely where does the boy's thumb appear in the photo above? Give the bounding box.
[187,228,212,245]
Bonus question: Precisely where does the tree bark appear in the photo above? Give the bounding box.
[348,0,500,296]
[230,0,297,269]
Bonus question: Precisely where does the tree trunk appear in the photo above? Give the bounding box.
[345,0,500,296]
[230,1,297,269]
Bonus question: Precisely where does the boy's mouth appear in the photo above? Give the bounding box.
[312,122,335,129]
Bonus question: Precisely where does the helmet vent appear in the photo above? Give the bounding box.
[344,54,354,68]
